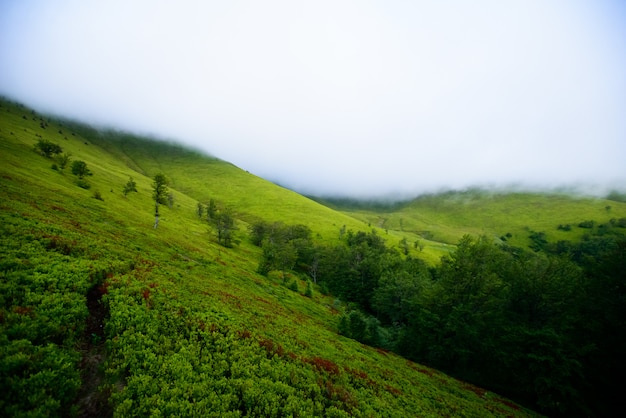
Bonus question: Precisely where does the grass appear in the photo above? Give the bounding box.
[338,188,626,256]
[0,97,549,416]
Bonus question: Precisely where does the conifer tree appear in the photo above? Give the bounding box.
[152,173,168,228]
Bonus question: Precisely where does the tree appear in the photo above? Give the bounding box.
[207,199,217,221]
[214,209,237,247]
[399,238,409,255]
[372,270,424,324]
[152,173,168,228]
[70,160,92,179]
[123,177,138,197]
[249,221,270,246]
[34,138,62,158]
[258,238,297,279]
[56,153,71,170]
[196,202,204,219]
[253,222,313,278]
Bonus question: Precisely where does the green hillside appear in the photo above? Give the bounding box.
[0,99,540,417]
[326,188,626,255]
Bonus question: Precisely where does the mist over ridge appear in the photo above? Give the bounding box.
[1,0,625,198]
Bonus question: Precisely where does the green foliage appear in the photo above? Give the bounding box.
[34,138,62,158]
[398,237,409,255]
[320,226,626,416]
[152,173,169,228]
[8,97,624,417]
[578,219,595,228]
[0,209,127,417]
[207,198,217,220]
[338,310,384,347]
[254,221,313,277]
[123,177,138,196]
[213,208,237,247]
[152,173,169,205]
[93,190,104,201]
[56,152,71,170]
[196,202,204,218]
[76,178,91,189]
[528,230,547,251]
[71,160,92,179]
[607,190,626,202]
[304,280,314,298]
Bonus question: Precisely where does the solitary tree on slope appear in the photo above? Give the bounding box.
[152,173,168,229]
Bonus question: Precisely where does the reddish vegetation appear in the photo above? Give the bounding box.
[258,337,284,358]
[216,290,242,308]
[318,378,358,411]
[45,234,78,255]
[344,367,376,387]
[237,329,252,339]
[417,367,434,377]
[252,295,271,305]
[97,281,110,295]
[13,306,34,316]
[385,384,403,396]
[407,361,436,377]
[493,397,521,411]
[461,382,487,398]
[375,347,390,356]
[305,356,340,376]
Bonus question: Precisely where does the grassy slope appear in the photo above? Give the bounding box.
[0,98,539,416]
[338,189,626,256]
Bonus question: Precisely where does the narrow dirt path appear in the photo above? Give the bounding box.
[75,284,112,418]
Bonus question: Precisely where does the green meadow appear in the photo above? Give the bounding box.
[2,97,624,416]
[329,189,625,262]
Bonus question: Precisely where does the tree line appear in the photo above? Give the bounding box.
[250,218,626,417]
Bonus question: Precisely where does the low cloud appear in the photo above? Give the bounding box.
[1,0,625,198]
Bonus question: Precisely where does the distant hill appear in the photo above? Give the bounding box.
[8,96,625,416]
[319,188,626,255]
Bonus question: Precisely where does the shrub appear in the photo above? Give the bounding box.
[76,179,91,189]
[56,153,71,169]
[122,177,137,196]
[528,230,548,251]
[34,138,62,158]
[71,160,92,179]
[319,282,330,295]
[304,280,313,298]
[578,220,595,229]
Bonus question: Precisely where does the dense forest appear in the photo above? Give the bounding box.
[251,218,626,416]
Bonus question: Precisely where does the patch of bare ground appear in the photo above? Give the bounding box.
[75,284,112,418]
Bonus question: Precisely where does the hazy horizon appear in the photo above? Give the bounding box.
[2,1,625,198]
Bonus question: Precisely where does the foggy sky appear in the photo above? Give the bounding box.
[1,0,625,198]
